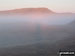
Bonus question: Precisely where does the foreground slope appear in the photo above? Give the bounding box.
[0,20,75,56]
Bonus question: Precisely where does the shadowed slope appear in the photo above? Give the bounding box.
[0,20,75,56]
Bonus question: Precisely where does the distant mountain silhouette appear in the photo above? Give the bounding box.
[0,8,54,15]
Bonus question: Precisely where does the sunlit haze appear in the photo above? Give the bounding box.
[0,0,75,13]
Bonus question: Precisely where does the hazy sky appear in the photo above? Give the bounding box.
[0,0,75,13]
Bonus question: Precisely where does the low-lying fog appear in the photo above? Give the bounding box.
[0,14,75,47]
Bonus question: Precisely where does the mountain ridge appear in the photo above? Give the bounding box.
[0,8,54,15]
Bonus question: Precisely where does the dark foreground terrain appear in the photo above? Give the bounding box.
[0,20,75,56]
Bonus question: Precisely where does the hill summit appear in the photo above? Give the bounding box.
[0,8,54,15]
